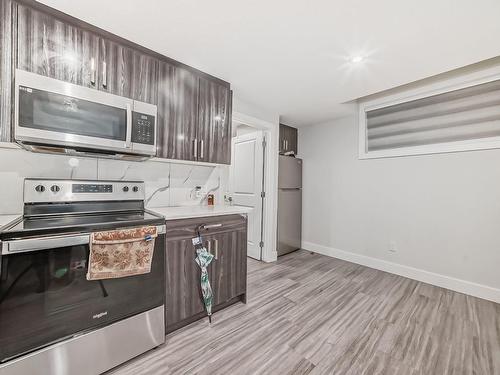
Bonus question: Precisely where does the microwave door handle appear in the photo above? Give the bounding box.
[126,103,132,148]
[102,61,107,88]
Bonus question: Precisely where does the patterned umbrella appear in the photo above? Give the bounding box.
[195,246,215,323]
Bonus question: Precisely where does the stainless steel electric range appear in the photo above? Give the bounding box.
[0,179,166,375]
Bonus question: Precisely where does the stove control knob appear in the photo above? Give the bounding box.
[132,186,139,192]
[50,185,60,193]
[123,186,129,192]
[35,185,45,193]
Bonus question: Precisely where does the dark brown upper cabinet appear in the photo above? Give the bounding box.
[16,4,158,105]
[16,3,100,88]
[2,0,231,159]
[157,61,199,161]
[279,123,298,155]
[98,38,158,104]
[0,0,13,141]
[157,68,232,164]
[197,78,232,164]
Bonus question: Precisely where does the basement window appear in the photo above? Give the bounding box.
[358,67,500,159]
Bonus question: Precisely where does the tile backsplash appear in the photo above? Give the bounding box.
[0,146,229,214]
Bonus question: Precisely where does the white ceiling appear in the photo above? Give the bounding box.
[39,0,500,126]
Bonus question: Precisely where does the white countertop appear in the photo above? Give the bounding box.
[0,215,21,230]
[149,205,252,221]
[0,206,251,230]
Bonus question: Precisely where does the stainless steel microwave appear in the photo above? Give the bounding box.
[14,69,157,159]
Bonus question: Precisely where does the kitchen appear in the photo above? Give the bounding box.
[0,0,257,373]
[1,0,500,374]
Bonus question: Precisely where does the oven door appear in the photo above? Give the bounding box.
[0,231,165,363]
[15,69,134,154]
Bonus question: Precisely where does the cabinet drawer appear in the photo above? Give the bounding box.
[165,214,247,241]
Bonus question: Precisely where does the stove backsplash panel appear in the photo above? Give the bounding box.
[0,146,229,215]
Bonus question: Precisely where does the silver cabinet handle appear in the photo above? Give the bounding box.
[214,239,219,260]
[285,139,288,150]
[201,223,222,230]
[102,61,107,87]
[90,58,96,85]
[199,140,204,159]
[2,234,90,255]
[207,240,212,254]
[193,139,198,158]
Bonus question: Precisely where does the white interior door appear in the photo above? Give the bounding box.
[230,131,264,260]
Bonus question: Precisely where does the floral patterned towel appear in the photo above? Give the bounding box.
[86,226,158,281]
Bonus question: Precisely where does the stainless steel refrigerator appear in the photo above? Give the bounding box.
[277,155,302,256]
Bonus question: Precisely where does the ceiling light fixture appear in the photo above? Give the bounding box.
[350,56,364,63]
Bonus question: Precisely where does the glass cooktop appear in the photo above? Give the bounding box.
[0,211,164,239]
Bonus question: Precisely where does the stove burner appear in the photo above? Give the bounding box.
[0,179,164,241]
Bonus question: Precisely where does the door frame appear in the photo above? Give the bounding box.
[232,111,279,263]
[230,130,264,260]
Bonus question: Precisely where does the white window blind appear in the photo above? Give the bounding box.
[366,79,500,152]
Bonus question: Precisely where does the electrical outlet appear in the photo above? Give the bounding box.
[388,241,397,253]
[194,186,203,199]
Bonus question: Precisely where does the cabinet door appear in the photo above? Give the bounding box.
[279,124,287,153]
[157,61,198,160]
[0,0,13,141]
[16,4,99,87]
[211,228,247,306]
[289,125,298,154]
[165,237,206,329]
[98,38,158,104]
[279,123,298,154]
[197,78,232,164]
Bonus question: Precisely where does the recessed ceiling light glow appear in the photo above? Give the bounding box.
[350,56,363,63]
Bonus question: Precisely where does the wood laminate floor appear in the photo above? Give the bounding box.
[111,250,500,375]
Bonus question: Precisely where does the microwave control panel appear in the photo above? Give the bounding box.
[131,112,155,145]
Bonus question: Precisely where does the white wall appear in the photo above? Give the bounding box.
[0,145,227,214]
[233,97,279,126]
[300,114,500,302]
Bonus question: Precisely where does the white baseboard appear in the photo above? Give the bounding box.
[263,251,278,263]
[0,142,20,149]
[302,241,500,304]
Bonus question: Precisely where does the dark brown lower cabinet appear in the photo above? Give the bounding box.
[210,230,247,305]
[165,214,247,333]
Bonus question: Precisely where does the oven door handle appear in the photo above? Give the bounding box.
[2,234,90,255]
